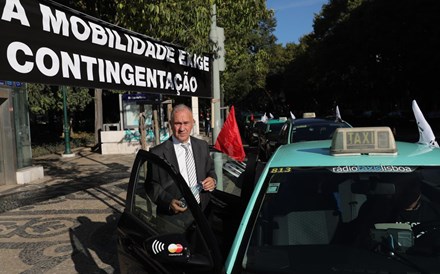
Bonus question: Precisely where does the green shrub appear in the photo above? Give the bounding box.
[32,132,95,157]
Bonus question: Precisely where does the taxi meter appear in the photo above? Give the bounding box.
[331,127,397,155]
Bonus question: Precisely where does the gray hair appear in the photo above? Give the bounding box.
[170,104,192,124]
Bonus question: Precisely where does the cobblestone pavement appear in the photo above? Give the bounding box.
[0,148,136,274]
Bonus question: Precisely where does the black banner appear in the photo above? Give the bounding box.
[0,0,212,98]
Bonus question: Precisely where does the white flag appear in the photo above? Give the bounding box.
[335,105,342,121]
[269,113,274,119]
[290,111,296,120]
[412,100,439,147]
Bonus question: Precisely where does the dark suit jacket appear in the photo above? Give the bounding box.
[148,136,217,213]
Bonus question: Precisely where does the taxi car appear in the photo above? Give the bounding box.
[265,116,352,159]
[241,112,263,144]
[253,118,287,161]
[117,127,440,273]
[117,149,258,273]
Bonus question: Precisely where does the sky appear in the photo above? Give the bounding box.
[266,0,328,45]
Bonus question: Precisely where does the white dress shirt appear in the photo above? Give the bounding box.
[172,136,194,186]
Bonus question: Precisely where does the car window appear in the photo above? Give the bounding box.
[240,166,440,273]
[269,123,284,134]
[133,159,195,234]
[211,151,244,197]
[291,123,347,143]
[279,123,289,143]
[254,122,266,132]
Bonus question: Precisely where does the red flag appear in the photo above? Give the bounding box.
[214,106,246,162]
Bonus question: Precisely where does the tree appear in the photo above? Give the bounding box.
[115,0,276,104]
[27,84,92,130]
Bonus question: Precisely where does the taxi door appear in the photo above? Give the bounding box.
[117,150,226,274]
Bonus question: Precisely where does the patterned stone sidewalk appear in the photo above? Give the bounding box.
[0,148,135,274]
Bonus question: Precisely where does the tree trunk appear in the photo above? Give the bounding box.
[94,88,103,146]
[139,105,147,150]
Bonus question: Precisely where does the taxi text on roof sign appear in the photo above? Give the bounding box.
[331,127,397,155]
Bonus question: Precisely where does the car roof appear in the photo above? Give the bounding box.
[269,140,440,167]
[289,118,350,126]
[266,119,286,124]
[246,112,263,117]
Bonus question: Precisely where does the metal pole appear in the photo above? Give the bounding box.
[210,4,221,143]
[210,4,223,190]
[153,109,160,145]
[62,86,72,155]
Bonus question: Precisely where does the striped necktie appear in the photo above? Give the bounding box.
[181,143,200,203]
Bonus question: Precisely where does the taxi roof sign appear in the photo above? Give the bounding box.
[331,127,397,155]
[302,112,316,118]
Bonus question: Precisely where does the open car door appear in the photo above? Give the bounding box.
[117,149,258,273]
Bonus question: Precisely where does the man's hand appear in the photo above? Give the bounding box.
[169,199,188,214]
[201,176,216,192]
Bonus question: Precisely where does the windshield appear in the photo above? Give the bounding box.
[241,167,440,273]
[291,123,349,143]
[269,123,284,134]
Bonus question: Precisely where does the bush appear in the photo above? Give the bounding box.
[32,132,95,157]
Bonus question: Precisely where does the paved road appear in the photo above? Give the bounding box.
[0,148,135,274]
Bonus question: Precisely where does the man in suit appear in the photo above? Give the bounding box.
[149,104,217,215]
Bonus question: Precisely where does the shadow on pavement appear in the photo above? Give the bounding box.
[70,213,121,273]
[0,151,131,213]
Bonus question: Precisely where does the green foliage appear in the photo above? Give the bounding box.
[27,84,57,114]
[27,84,92,115]
[114,0,277,104]
[32,132,95,157]
[115,0,212,54]
[278,0,440,116]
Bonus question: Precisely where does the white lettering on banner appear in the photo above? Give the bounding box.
[97,58,105,81]
[134,66,146,86]
[105,27,115,48]
[89,21,107,45]
[80,55,96,81]
[40,4,69,36]
[105,60,120,84]
[121,64,134,85]
[178,49,210,71]
[1,0,30,27]
[113,29,126,51]
[132,36,146,55]
[60,51,81,79]
[124,33,133,53]
[38,3,185,67]
[36,47,59,76]
[7,41,33,73]
[70,15,90,41]
[6,41,199,95]
[165,46,175,63]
